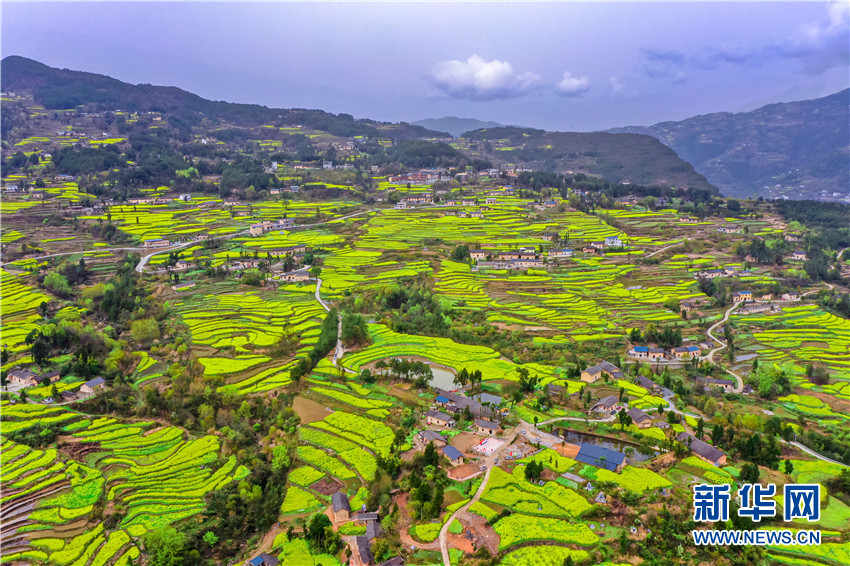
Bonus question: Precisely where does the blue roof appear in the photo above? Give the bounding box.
[632,346,649,352]
[435,395,450,404]
[575,444,625,472]
[248,558,264,566]
[441,445,463,460]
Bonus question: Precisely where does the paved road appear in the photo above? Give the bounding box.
[645,241,685,258]
[438,428,518,566]
[705,301,745,393]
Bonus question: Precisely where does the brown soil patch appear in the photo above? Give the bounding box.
[56,437,101,461]
[312,477,344,496]
[293,396,332,423]
[449,432,480,453]
[454,510,500,555]
[448,464,483,481]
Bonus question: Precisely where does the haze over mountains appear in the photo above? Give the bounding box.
[608,90,850,201]
[2,56,846,200]
[412,117,506,138]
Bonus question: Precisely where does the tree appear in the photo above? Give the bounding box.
[740,462,760,484]
[617,409,633,430]
[784,459,794,475]
[451,245,470,261]
[43,272,72,296]
[202,531,219,547]
[143,526,186,566]
[130,317,161,344]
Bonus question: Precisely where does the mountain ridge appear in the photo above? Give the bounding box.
[607,89,850,200]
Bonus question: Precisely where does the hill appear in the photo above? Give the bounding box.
[0,55,450,140]
[412,116,505,137]
[608,89,850,200]
[457,127,717,193]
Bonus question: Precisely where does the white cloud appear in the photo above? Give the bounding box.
[429,55,539,101]
[554,71,590,97]
[642,1,849,79]
[609,76,624,92]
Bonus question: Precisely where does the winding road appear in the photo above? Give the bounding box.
[705,301,745,393]
[645,241,685,258]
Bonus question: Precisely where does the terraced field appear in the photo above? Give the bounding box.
[0,402,247,565]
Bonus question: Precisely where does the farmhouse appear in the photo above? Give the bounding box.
[462,199,476,206]
[732,290,753,302]
[789,251,807,261]
[627,407,652,428]
[581,361,625,383]
[605,236,623,247]
[697,378,735,393]
[8,369,39,387]
[470,249,489,260]
[575,444,626,473]
[486,197,499,204]
[440,445,464,466]
[247,553,279,566]
[128,197,158,205]
[269,244,307,256]
[418,430,447,447]
[142,238,171,249]
[281,268,310,282]
[739,303,774,315]
[628,346,648,359]
[425,410,455,428]
[677,432,727,466]
[172,281,197,291]
[542,200,558,208]
[697,269,724,279]
[781,292,799,301]
[433,389,496,418]
[671,346,701,358]
[542,232,559,241]
[497,251,522,261]
[549,248,574,259]
[636,375,660,392]
[509,258,543,269]
[475,419,500,435]
[680,301,698,312]
[590,396,620,415]
[80,377,106,394]
[716,225,742,234]
[680,216,700,223]
[331,491,351,522]
[784,233,802,242]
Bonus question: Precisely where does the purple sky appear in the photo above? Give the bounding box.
[3,2,848,131]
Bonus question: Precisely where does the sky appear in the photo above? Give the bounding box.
[2,2,848,132]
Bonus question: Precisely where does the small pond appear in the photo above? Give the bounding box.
[428,366,456,390]
[554,428,659,462]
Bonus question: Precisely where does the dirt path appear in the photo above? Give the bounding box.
[438,428,518,566]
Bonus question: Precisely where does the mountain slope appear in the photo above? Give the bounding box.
[0,55,450,140]
[459,127,717,193]
[412,117,505,138]
[608,90,850,200]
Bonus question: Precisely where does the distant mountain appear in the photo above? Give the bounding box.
[607,90,850,200]
[460,127,717,193]
[412,117,505,138]
[0,56,450,140]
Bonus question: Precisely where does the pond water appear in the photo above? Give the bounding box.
[554,428,658,462]
[428,366,456,390]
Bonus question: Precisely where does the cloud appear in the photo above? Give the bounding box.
[641,2,849,79]
[429,55,539,101]
[609,76,624,92]
[555,71,590,97]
